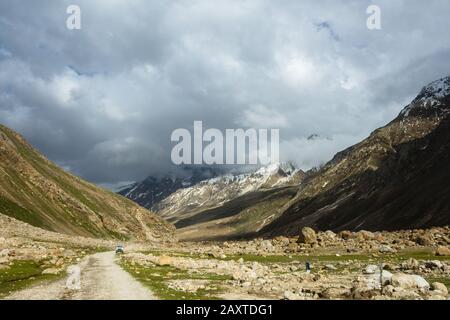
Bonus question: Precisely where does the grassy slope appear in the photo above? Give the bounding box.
[0,124,174,240]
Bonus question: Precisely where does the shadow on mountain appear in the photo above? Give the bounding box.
[259,115,450,237]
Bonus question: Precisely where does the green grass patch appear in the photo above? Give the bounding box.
[425,276,450,288]
[0,196,48,229]
[0,260,64,298]
[119,259,231,300]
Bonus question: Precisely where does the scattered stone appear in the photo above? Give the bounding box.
[260,240,274,252]
[298,227,317,244]
[157,255,173,266]
[325,264,337,271]
[415,235,432,246]
[357,230,375,240]
[339,231,352,240]
[401,258,419,270]
[430,282,448,295]
[321,230,337,242]
[284,290,303,300]
[42,268,62,275]
[364,265,379,274]
[379,245,396,254]
[435,246,450,256]
[391,273,429,290]
[424,260,443,270]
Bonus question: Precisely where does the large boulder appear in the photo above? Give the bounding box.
[339,230,353,240]
[415,235,432,246]
[400,258,420,270]
[356,230,375,240]
[431,282,448,295]
[259,240,274,252]
[298,227,317,244]
[391,273,430,290]
[435,246,450,256]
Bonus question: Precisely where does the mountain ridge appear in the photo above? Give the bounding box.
[0,124,175,242]
[259,76,450,236]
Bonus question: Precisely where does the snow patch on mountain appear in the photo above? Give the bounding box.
[401,76,450,117]
[154,162,304,221]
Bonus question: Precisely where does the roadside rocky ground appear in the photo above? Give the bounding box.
[120,227,450,300]
[1,213,449,300]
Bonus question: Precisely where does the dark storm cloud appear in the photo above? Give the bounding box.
[1,0,450,185]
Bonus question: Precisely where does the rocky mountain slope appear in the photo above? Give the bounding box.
[156,163,303,220]
[260,76,450,236]
[156,163,304,240]
[118,167,222,210]
[0,124,175,241]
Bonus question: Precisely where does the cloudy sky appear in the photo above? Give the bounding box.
[1,0,450,187]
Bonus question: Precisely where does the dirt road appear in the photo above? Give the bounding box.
[5,252,156,300]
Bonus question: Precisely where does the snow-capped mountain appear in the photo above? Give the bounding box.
[117,167,223,210]
[154,162,304,223]
[400,77,450,118]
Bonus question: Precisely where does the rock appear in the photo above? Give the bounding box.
[379,245,396,254]
[274,236,290,246]
[401,258,419,270]
[435,246,450,256]
[390,287,421,300]
[322,230,336,241]
[42,268,62,275]
[55,258,64,267]
[351,276,381,299]
[339,231,353,240]
[431,282,448,295]
[325,264,337,271]
[168,279,208,293]
[364,265,379,274]
[424,260,443,270]
[260,240,274,252]
[415,235,432,246]
[287,242,299,253]
[382,285,395,296]
[157,255,173,266]
[284,290,303,300]
[380,270,393,286]
[320,287,349,299]
[426,291,447,300]
[369,269,393,285]
[391,273,430,290]
[357,230,375,240]
[297,227,317,244]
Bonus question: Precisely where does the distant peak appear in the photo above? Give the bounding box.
[415,76,450,102]
[400,76,450,118]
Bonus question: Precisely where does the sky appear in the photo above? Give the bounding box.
[1,0,450,187]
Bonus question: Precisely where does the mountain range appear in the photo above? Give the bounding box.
[120,76,450,240]
[1,76,449,243]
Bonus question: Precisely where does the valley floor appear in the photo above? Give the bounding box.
[1,214,450,300]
